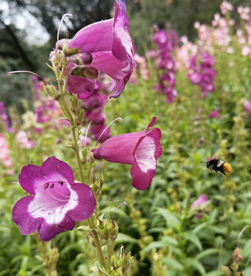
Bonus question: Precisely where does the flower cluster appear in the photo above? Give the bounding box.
[153,29,178,103]
[0,102,12,132]
[175,36,197,70]
[237,6,250,21]
[83,79,111,143]
[53,0,136,100]
[15,130,35,149]
[0,134,13,169]
[236,9,251,57]
[220,1,234,15]
[188,52,216,97]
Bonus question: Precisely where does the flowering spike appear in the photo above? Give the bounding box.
[57,14,72,42]
[112,202,129,227]
[95,117,124,146]
[7,71,47,87]
[238,225,250,247]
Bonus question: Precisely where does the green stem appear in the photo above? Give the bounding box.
[54,57,107,270]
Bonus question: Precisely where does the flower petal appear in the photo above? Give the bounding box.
[131,128,162,190]
[19,164,44,195]
[68,183,96,221]
[90,52,135,98]
[12,196,42,235]
[38,213,75,241]
[92,131,144,164]
[41,157,74,185]
[67,76,95,99]
[68,19,113,53]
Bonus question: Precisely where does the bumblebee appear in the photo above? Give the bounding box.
[205,159,232,176]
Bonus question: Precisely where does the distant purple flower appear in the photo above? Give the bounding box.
[208,110,220,119]
[13,157,96,241]
[0,102,12,132]
[153,29,178,103]
[188,52,216,97]
[188,72,202,85]
[92,117,163,190]
[244,101,251,114]
[192,194,209,219]
[56,0,136,99]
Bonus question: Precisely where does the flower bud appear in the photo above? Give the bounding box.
[69,53,93,65]
[69,65,99,79]
[76,110,84,126]
[62,40,78,56]
[44,85,59,100]
[232,247,244,263]
[221,265,232,276]
[70,94,79,112]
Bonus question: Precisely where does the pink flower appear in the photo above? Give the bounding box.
[13,157,96,241]
[58,0,136,99]
[16,130,35,149]
[92,117,163,190]
[208,110,220,119]
[0,134,13,168]
[241,46,250,56]
[192,194,209,219]
[244,101,251,114]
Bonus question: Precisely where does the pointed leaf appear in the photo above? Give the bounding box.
[180,231,202,251]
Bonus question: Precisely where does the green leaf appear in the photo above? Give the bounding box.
[195,249,219,260]
[142,238,181,255]
[154,208,179,228]
[205,271,225,276]
[193,222,208,234]
[162,257,183,270]
[183,258,206,275]
[180,231,202,251]
[115,233,137,244]
[147,227,166,234]
[142,241,168,254]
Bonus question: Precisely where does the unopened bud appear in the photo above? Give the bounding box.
[221,265,231,276]
[69,53,93,65]
[44,85,59,100]
[76,110,84,126]
[62,40,78,56]
[69,65,98,79]
[70,94,79,112]
[233,247,244,263]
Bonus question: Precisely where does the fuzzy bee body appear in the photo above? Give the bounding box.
[206,159,232,176]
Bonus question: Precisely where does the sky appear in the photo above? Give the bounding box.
[0,1,50,45]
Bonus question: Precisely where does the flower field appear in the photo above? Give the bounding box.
[1,1,251,275]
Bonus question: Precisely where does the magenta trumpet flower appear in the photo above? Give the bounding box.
[58,0,136,99]
[192,194,209,219]
[13,157,96,241]
[92,117,163,190]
